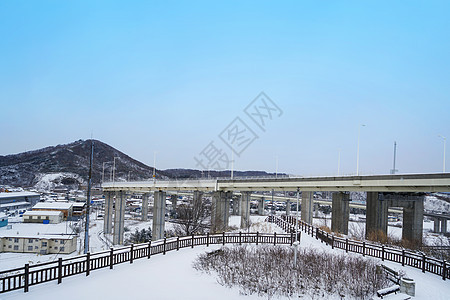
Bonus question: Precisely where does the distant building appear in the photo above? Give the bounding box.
[0,235,77,254]
[0,192,40,213]
[23,210,63,224]
[32,202,73,219]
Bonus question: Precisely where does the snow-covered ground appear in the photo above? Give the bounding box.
[1,216,449,300]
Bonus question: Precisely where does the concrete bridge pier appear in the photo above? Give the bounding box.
[113,191,125,245]
[232,195,240,215]
[301,191,314,224]
[141,193,149,221]
[170,194,178,214]
[240,191,251,229]
[193,191,203,211]
[152,191,166,241]
[441,219,448,233]
[286,199,291,216]
[103,191,113,234]
[258,197,265,215]
[331,192,350,235]
[433,218,440,233]
[401,196,424,243]
[365,192,388,239]
[211,191,231,232]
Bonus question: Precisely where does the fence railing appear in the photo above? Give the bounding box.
[0,231,295,294]
[273,215,449,281]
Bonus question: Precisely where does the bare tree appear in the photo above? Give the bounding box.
[173,197,210,236]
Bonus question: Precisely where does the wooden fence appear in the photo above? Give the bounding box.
[270,215,449,281]
[0,231,295,294]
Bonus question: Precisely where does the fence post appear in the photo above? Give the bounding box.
[163,238,167,255]
[422,254,426,273]
[274,232,277,246]
[443,260,447,281]
[382,245,385,261]
[316,228,319,240]
[191,234,195,248]
[222,232,225,245]
[130,244,134,263]
[331,235,334,249]
[290,232,294,246]
[110,247,114,269]
[206,233,209,247]
[24,264,29,293]
[147,241,152,259]
[239,231,242,246]
[402,249,405,266]
[86,252,90,277]
[345,238,349,253]
[177,237,180,251]
[256,232,259,245]
[58,257,63,284]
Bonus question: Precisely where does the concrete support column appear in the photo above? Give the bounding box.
[152,191,166,241]
[402,196,424,243]
[441,219,448,233]
[240,191,251,229]
[286,200,291,216]
[141,193,149,221]
[211,191,231,233]
[113,191,125,245]
[433,218,441,233]
[232,196,240,215]
[331,192,350,235]
[258,197,265,215]
[301,191,314,224]
[103,191,113,234]
[365,192,388,239]
[170,194,178,217]
[193,191,203,209]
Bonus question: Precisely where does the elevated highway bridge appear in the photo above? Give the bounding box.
[101,173,450,244]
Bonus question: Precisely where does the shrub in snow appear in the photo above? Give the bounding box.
[193,245,389,300]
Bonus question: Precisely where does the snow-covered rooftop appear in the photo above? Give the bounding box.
[0,222,75,239]
[33,202,73,210]
[0,192,40,199]
[0,201,30,208]
[23,210,63,216]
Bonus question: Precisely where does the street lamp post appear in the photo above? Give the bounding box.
[356,124,366,175]
[294,187,300,266]
[112,156,119,185]
[439,135,446,173]
[102,162,107,183]
[337,149,341,176]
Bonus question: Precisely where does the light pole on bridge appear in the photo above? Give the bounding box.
[439,135,446,173]
[356,124,365,176]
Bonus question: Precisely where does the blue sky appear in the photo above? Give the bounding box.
[1,1,449,176]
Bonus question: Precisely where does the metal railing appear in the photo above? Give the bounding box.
[275,215,449,281]
[0,231,295,294]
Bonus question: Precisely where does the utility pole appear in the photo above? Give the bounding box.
[390,141,398,174]
[356,124,365,175]
[84,140,94,254]
[439,135,446,173]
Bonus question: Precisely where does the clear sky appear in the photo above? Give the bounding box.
[1,1,449,176]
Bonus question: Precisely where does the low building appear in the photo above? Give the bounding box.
[0,235,77,254]
[23,210,63,224]
[0,191,40,213]
[32,202,73,219]
[72,202,86,217]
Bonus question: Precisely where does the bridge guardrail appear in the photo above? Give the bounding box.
[0,232,295,294]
